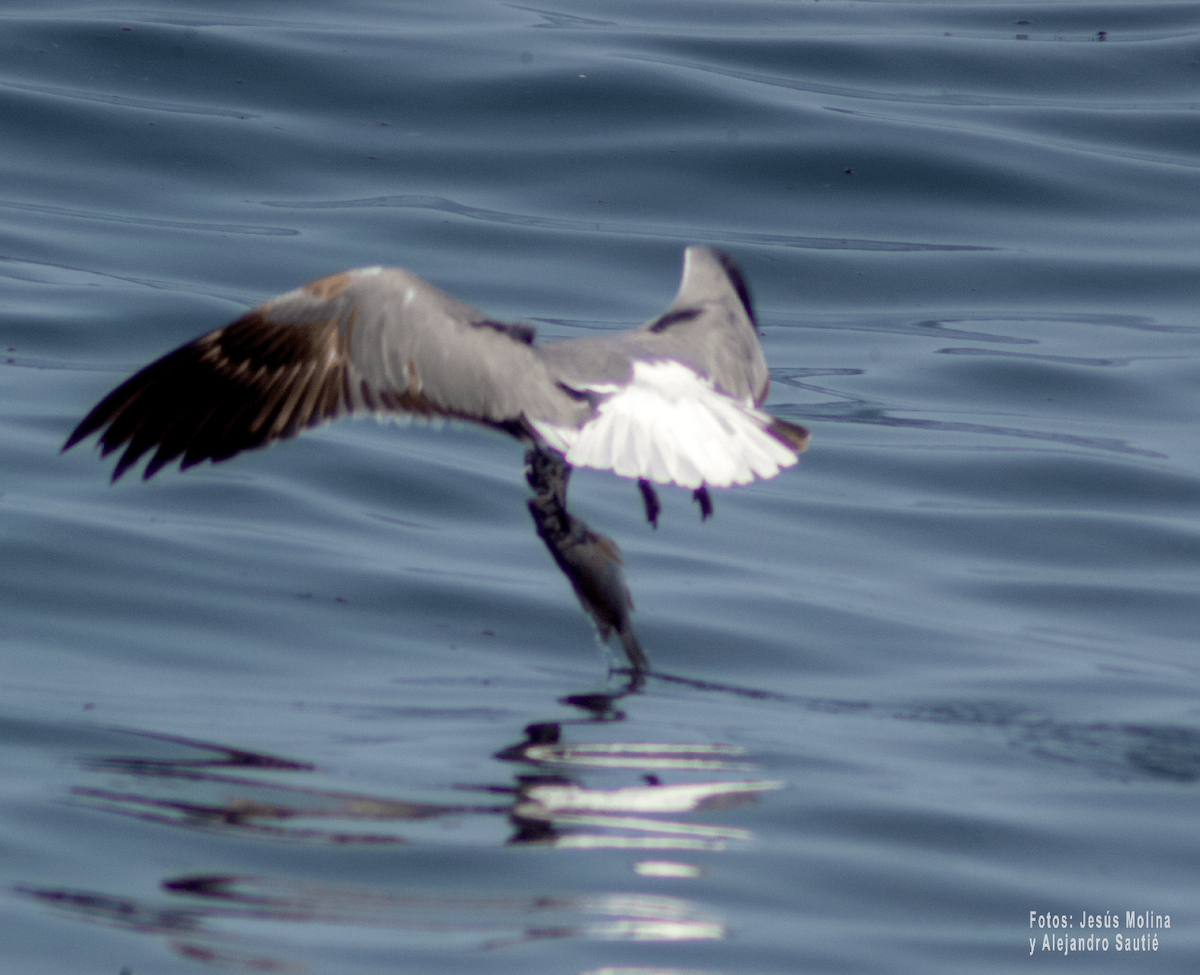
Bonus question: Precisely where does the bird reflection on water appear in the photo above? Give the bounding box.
[17,722,779,969]
[20,702,1200,968]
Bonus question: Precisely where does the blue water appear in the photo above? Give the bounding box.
[3,1,1200,972]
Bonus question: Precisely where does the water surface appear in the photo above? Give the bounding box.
[3,1,1199,972]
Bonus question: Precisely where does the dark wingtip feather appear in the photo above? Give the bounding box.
[63,395,122,453]
[67,312,349,483]
[710,248,759,333]
[141,450,172,481]
[111,443,146,482]
[61,425,88,453]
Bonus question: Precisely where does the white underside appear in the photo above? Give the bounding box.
[530,359,797,489]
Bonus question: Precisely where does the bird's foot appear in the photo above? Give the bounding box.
[693,485,713,521]
[637,478,661,529]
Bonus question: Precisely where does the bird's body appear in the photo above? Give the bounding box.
[65,247,808,505]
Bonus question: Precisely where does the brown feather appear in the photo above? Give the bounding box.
[65,310,350,481]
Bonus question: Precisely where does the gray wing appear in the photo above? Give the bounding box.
[536,246,770,405]
[631,245,771,405]
[64,266,588,481]
[528,247,807,488]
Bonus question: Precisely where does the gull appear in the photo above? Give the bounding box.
[64,246,809,523]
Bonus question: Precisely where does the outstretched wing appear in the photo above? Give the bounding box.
[64,266,586,481]
[530,247,808,488]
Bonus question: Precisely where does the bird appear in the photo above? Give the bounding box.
[63,246,809,523]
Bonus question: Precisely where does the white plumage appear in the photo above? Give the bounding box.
[532,360,798,489]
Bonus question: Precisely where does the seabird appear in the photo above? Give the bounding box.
[64,246,809,522]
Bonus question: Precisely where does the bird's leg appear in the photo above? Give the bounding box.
[693,484,713,521]
[637,478,661,529]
